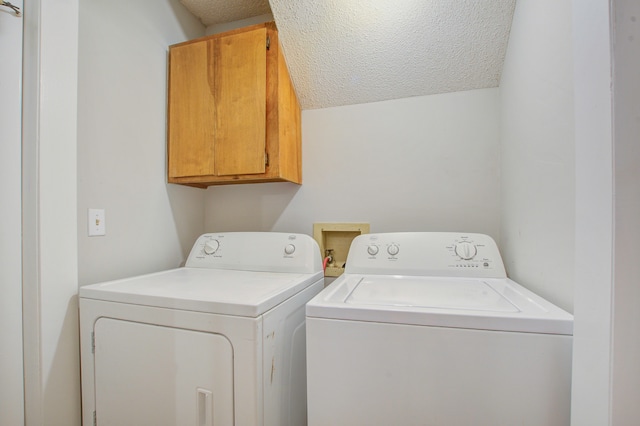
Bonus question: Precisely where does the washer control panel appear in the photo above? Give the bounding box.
[185,232,322,274]
[345,232,506,278]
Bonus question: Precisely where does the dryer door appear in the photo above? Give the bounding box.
[93,318,233,425]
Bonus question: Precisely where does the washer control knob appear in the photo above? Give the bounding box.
[455,242,477,260]
[367,245,379,256]
[204,240,220,255]
[284,244,296,255]
[387,244,400,256]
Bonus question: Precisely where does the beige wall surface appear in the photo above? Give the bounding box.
[611,0,640,422]
[499,0,575,312]
[204,89,502,242]
[0,0,25,424]
[21,1,81,423]
[77,0,207,285]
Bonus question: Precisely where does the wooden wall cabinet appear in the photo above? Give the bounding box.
[167,22,301,187]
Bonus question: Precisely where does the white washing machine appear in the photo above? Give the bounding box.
[79,232,323,426]
[306,232,573,426]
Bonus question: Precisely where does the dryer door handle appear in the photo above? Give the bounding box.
[197,388,213,426]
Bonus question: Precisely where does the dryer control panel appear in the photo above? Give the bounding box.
[345,232,506,278]
[186,232,322,274]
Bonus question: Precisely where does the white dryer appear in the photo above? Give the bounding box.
[306,232,573,426]
[80,232,323,426]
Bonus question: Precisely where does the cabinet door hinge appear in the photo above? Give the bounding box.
[265,153,269,166]
[266,35,270,50]
[91,332,95,354]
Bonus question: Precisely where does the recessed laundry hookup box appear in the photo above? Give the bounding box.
[313,222,370,277]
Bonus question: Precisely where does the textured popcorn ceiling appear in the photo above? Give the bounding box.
[180,0,271,25]
[181,0,516,110]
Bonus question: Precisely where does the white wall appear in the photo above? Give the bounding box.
[204,89,501,240]
[21,1,81,423]
[0,1,25,424]
[499,0,575,312]
[77,0,207,285]
[611,0,640,422]
[571,0,614,424]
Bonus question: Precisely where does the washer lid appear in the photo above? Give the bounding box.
[80,267,322,317]
[345,277,520,312]
[306,275,573,335]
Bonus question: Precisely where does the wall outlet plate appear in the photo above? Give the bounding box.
[313,223,370,277]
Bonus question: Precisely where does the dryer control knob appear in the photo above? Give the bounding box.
[203,240,220,255]
[367,245,379,256]
[284,244,296,255]
[455,242,477,260]
[387,244,400,256]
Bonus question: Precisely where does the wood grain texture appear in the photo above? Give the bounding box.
[276,34,302,183]
[167,41,216,178]
[214,27,266,176]
[167,22,301,187]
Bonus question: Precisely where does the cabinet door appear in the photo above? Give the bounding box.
[214,27,267,176]
[168,40,216,178]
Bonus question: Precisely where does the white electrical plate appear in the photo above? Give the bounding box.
[88,208,106,236]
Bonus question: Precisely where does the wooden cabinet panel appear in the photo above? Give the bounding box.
[276,47,302,182]
[167,23,301,188]
[214,28,266,176]
[167,40,216,178]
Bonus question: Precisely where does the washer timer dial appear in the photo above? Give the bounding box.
[454,242,477,260]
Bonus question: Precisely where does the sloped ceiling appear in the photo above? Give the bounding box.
[180,0,516,110]
[180,0,271,26]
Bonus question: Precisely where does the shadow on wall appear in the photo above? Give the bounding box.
[166,184,207,264]
[166,0,206,40]
[42,295,81,425]
[204,182,302,233]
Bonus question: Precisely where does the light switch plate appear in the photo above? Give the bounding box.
[88,208,106,236]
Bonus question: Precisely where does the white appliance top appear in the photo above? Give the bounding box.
[80,232,323,317]
[307,232,573,334]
